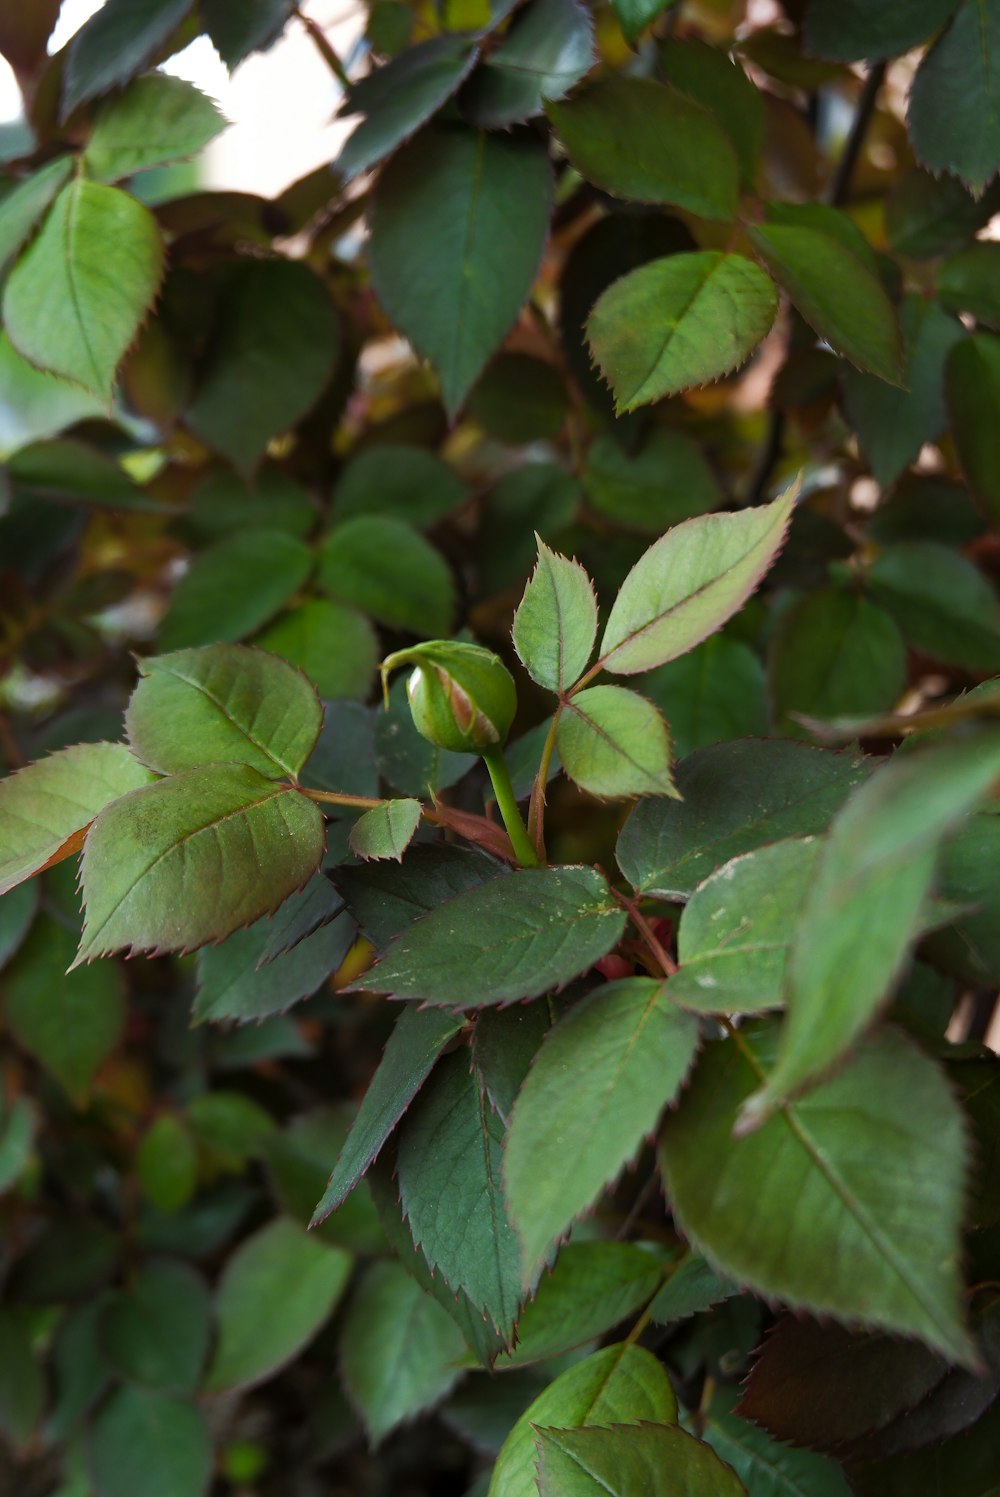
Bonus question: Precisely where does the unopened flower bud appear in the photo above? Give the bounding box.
[381,641,517,755]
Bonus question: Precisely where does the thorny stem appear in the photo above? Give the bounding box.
[482,748,540,868]
[299,788,385,811]
[612,890,679,976]
[292,3,351,87]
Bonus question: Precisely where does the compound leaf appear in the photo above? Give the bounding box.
[512,539,597,693]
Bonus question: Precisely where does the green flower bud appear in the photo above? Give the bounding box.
[381,641,517,755]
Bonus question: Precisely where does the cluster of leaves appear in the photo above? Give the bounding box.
[2,0,1000,1494]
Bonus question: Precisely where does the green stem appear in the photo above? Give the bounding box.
[300,788,385,811]
[527,705,563,858]
[482,748,540,868]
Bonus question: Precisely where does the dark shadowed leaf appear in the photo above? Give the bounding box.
[867,541,1000,671]
[461,0,594,128]
[158,529,313,650]
[62,0,194,115]
[768,588,907,734]
[805,0,958,60]
[88,1387,212,1497]
[101,1260,211,1394]
[638,637,767,758]
[908,0,1000,195]
[257,600,378,702]
[317,516,455,636]
[947,333,1000,526]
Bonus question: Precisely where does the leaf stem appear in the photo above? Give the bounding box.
[527,706,563,859]
[482,748,540,868]
[613,892,678,976]
[292,3,351,87]
[300,788,385,810]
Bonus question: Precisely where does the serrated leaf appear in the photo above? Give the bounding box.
[489,1344,677,1497]
[75,764,324,964]
[3,179,164,399]
[804,0,959,60]
[535,1420,749,1497]
[649,1255,736,1324]
[504,979,699,1285]
[588,252,778,411]
[0,741,156,898]
[461,0,594,128]
[340,1260,467,1444]
[473,1002,551,1124]
[205,1218,351,1393]
[867,541,1000,672]
[598,487,794,675]
[4,915,125,1105]
[946,333,1000,526]
[547,75,739,219]
[843,295,964,487]
[617,739,870,899]
[660,1022,975,1365]
[201,0,293,67]
[908,0,1000,196]
[62,0,194,115]
[125,644,322,780]
[159,529,314,650]
[0,157,72,274]
[351,866,626,1006]
[334,844,500,946]
[368,124,552,417]
[666,838,821,1015]
[317,516,455,636]
[312,1006,464,1223]
[557,685,677,798]
[88,1387,211,1497]
[337,35,479,181]
[186,258,339,476]
[512,539,597,692]
[768,589,908,734]
[349,800,422,862]
[886,168,1000,259]
[84,74,227,181]
[701,1389,852,1497]
[101,1260,210,1395]
[748,223,902,383]
[398,1049,522,1336]
[744,731,1000,1120]
[192,911,354,1024]
[660,37,764,189]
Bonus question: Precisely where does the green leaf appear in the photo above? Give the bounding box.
[927,814,1000,983]
[312,1005,464,1223]
[186,259,339,475]
[317,516,455,636]
[598,487,795,675]
[843,295,964,487]
[886,168,1000,258]
[368,124,552,416]
[3,179,164,399]
[9,437,151,510]
[489,1344,678,1497]
[867,541,1000,671]
[946,333,1000,526]
[850,1400,1000,1497]
[101,1260,210,1394]
[205,1217,351,1393]
[666,838,821,1015]
[768,589,908,734]
[908,0,1000,195]
[337,35,479,180]
[557,685,677,798]
[339,1260,467,1444]
[333,844,498,946]
[352,866,626,1006]
[0,882,36,973]
[0,332,104,458]
[588,252,778,412]
[398,1049,522,1336]
[185,465,317,540]
[159,529,314,650]
[473,1003,551,1124]
[461,0,594,128]
[62,0,194,115]
[805,0,959,60]
[4,915,125,1105]
[87,1387,212,1497]
[648,1255,735,1324]
[192,913,354,1024]
[0,1308,43,1454]
[748,222,902,383]
[75,764,325,964]
[700,1389,852,1497]
[469,351,569,444]
[137,1115,198,1213]
[742,731,1000,1119]
[512,539,597,692]
[638,637,767,759]
[535,1420,749,1497]
[333,443,466,528]
[583,428,721,534]
[201,0,293,67]
[257,601,376,703]
[504,979,699,1284]
[480,463,581,594]
[374,677,476,797]
[661,1022,974,1364]
[660,37,764,189]
[84,74,227,181]
[349,799,422,862]
[611,0,679,45]
[938,241,1000,328]
[0,741,155,898]
[495,1242,664,1368]
[616,738,870,900]
[547,75,739,219]
[125,644,322,779]
[0,156,72,273]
